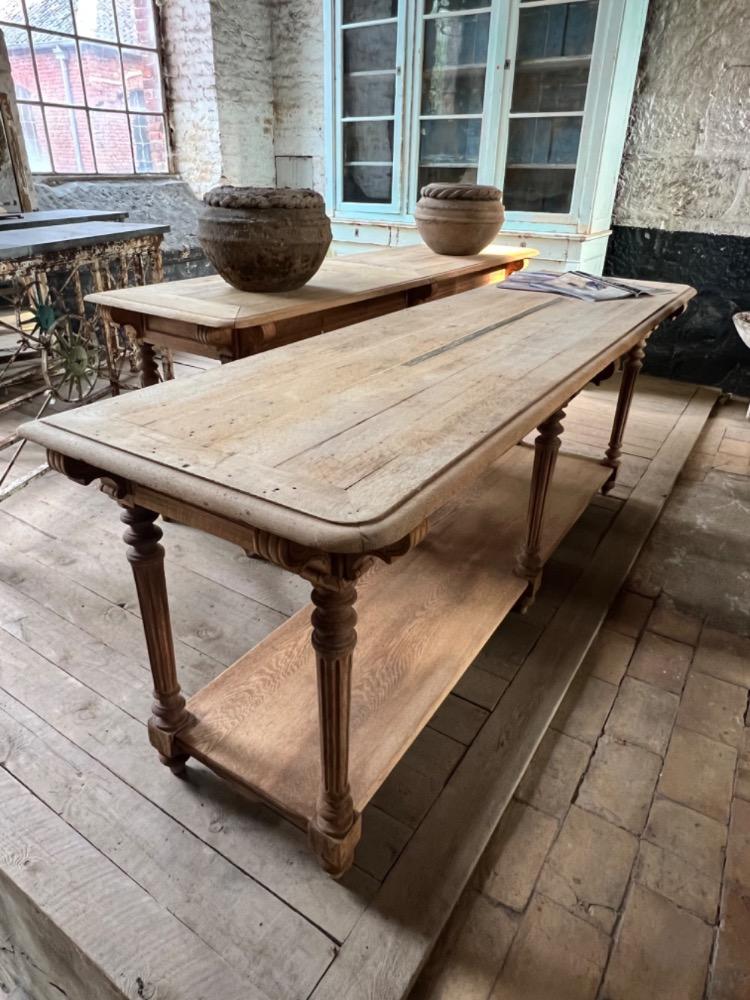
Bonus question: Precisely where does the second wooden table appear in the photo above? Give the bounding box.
[85,243,535,382]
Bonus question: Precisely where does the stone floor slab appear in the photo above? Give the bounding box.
[736,728,750,803]
[515,730,592,819]
[474,800,558,913]
[410,889,518,1000]
[725,798,750,891]
[634,840,720,924]
[605,676,679,756]
[576,735,661,834]
[676,671,746,748]
[644,797,727,880]
[583,628,635,686]
[602,884,713,1000]
[693,627,750,689]
[710,884,750,1000]
[628,631,693,695]
[648,594,703,646]
[659,727,737,824]
[551,674,617,745]
[490,895,609,1000]
[605,591,654,639]
[537,805,637,933]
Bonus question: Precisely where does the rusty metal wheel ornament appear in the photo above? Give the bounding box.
[41,320,103,402]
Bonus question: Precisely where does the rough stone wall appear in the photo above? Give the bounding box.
[211,0,275,187]
[270,0,326,192]
[606,0,750,396]
[613,0,750,237]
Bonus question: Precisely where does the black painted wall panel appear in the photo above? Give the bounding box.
[604,226,750,396]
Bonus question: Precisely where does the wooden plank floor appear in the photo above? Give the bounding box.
[0,370,708,999]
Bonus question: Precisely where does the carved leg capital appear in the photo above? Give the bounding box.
[122,505,191,775]
[308,580,360,876]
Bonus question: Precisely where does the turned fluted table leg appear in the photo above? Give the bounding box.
[307,579,362,877]
[601,339,646,493]
[122,505,191,775]
[138,340,160,388]
[515,407,566,610]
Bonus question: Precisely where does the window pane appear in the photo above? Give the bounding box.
[424,0,488,12]
[344,72,394,117]
[3,26,39,100]
[25,0,74,33]
[122,46,161,111]
[0,0,25,24]
[73,0,117,41]
[343,0,396,23]
[421,12,489,115]
[114,0,157,47]
[130,112,167,171]
[80,40,125,109]
[512,63,591,114]
[344,164,392,203]
[45,105,95,171]
[344,120,393,163]
[18,103,51,171]
[506,115,582,166]
[419,164,477,190]
[343,22,396,73]
[32,32,85,105]
[419,118,481,166]
[504,166,575,213]
[89,109,133,171]
[517,1,598,60]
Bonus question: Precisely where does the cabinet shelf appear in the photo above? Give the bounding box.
[515,54,592,71]
[506,163,577,170]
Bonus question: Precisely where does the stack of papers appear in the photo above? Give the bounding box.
[499,270,656,302]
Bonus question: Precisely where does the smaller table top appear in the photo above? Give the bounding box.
[85,243,537,329]
[0,209,128,231]
[22,278,694,554]
[0,221,169,261]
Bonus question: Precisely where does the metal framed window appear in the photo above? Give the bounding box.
[1,0,170,176]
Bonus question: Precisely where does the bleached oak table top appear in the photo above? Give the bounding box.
[85,243,536,329]
[22,280,694,553]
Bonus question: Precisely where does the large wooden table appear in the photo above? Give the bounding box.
[85,243,535,380]
[21,278,693,876]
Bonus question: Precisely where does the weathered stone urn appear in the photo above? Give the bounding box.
[198,186,332,293]
[414,183,505,256]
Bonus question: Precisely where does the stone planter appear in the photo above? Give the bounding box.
[414,183,505,256]
[198,186,332,293]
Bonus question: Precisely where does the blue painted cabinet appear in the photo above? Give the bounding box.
[324,0,648,272]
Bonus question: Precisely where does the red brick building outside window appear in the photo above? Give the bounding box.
[1,0,169,175]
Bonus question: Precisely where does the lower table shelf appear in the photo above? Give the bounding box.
[177,444,611,827]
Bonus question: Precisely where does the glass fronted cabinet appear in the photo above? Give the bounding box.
[324,0,648,272]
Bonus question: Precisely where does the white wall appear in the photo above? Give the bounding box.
[613,0,750,237]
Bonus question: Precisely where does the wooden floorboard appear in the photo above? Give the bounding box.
[0,375,711,999]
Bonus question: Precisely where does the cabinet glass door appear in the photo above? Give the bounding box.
[416,0,492,192]
[503,0,599,214]
[340,0,400,205]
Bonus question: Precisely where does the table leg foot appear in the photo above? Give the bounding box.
[308,812,362,878]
